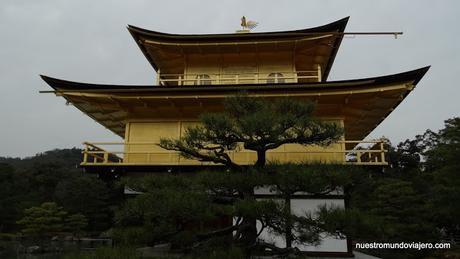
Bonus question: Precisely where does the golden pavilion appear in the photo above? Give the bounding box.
[41,17,429,255]
[42,17,428,172]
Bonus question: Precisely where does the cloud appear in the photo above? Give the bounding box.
[1,0,459,157]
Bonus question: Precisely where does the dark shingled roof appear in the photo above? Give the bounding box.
[40,66,430,141]
[127,17,350,42]
[41,66,430,93]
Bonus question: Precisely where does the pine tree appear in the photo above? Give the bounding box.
[116,95,363,256]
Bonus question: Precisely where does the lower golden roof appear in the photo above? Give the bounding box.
[41,66,429,140]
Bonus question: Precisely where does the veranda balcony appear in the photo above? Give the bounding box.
[81,140,387,167]
[156,69,321,86]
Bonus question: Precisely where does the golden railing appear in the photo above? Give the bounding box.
[81,140,387,166]
[156,70,321,86]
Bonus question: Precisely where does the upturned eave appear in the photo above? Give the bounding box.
[41,66,430,140]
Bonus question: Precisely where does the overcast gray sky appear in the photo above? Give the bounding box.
[1,0,459,157]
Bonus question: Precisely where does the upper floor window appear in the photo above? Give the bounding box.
[267,73,285,84]
[194,74,212,85]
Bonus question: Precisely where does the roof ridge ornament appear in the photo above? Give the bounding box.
[237,16,258,33]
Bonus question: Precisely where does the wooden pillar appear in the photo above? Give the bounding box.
[103,152,109,163]
[156,69,161,85]
[317,64,322,82]
[83,144,88,164]
[380,141,386,163]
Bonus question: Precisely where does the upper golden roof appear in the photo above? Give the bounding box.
[127,17,349,81]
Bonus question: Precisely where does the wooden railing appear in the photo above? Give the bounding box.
[156,69,321,86]
[81,140,387,166]
[82,142,122,164]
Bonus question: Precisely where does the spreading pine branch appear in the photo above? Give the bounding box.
[159,94,343,168]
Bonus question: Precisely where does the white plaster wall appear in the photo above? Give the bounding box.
[256,198,348,252]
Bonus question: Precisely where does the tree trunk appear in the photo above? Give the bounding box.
[285,196,293,248]
[240,216,257,247]
[238,149,266,252]
[255,150,266,168]
[239,188,257,255]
